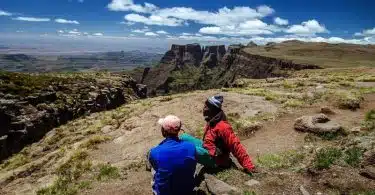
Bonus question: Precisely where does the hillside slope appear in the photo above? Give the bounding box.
[244,41,375,68]
[1,68,375,195]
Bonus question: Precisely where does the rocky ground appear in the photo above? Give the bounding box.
[1,67,375,195]
[0,71,141,160]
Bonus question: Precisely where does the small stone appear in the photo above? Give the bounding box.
[316,192,323,195]
[320,106,335,114]
[350,127,361,134]
[316,85,324,89]
[101,125,114,133]
[245,179,260,187]
[204,174,241,195]
[300,185,310,195]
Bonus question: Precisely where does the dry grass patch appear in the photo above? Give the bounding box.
[256,150,305,170]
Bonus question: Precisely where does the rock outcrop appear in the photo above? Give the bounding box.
[294,114,342,134]
[0,72,139,161]
[131,43,322,96]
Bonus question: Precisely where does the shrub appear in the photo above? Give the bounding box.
[314,147,342,169]
[97,164,120,181]
[344,147,364,167]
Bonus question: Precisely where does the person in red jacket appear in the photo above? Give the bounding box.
[202,95,256,173]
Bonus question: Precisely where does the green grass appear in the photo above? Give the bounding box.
[313,147,342,169]
[0,153,30,170]
[282,99,304,108]
[256,150,304,170]
[37,150,91,195]
[344,147,364,167]
[97,164,121,181]
[80,135,111,149]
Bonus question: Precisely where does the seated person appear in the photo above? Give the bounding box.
[180,95,256,174]
[149,115,197,195]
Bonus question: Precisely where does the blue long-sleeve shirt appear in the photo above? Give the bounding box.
[149,137,197,195]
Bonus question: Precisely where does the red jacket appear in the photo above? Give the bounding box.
[203,120,255,171]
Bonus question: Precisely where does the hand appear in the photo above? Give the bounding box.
[244,167,260,175]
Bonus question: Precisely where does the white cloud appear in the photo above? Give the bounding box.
[12,17,51,22]
[156,30,168,34]
[55,18,80,24]
[92,33,104,36]
[121,21,135,25]
[145,32,158,36]
[111,0,275,28]
[274,17,288,25]
[199,19,277,36]
[132,28,149,33]
[0,10,12,16]
[124,13,184,26]
[155,6,271,27]
[256,5,274,16]
[285,19,328,35]
[108,0,158,13]
[68,29,81,35]
[181,32,193,36]
[354,27,375,37]
[57,30,64,33]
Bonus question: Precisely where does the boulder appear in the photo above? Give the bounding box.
[204,174,241,195]
[360,166,375,180]
[294,114,342,134]
[362,149,375,166]
[320,106,335,114]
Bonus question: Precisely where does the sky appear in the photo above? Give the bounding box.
[0,0,375,52]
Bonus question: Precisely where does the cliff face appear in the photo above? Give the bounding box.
[133,43,321,95]
[0,72,139,160]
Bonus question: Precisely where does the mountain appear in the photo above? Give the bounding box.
[0,51,163,72]
[243,41,375,68]
[131,43,321,96]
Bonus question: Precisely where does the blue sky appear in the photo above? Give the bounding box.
[1,0,375,51]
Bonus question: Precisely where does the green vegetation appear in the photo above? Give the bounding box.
[80,135,111,149]
[97,164,121,181]
[215,168,252,184]
[243,191,257,195]
[37,150,91,195]
[313,147,342,169]
[344,147,364,167]
[361,109,375,131]
[0,153,30,170]
[256,150,304,170]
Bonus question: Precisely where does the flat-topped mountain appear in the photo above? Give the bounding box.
[131,43,321,96]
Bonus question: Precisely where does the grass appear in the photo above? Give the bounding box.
[80,135,111,149]
[215,168,252,184]
[256,150,304,170]
[313,147,342,169]
[282,99,304,108]
[361,109,375,131]
[327,91,363,110]
[96,164,121,181]
[344,147,364,167]
[37,150,91,195]
[0,153,30,170]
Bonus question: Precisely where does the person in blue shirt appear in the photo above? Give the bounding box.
[148,115,197,195]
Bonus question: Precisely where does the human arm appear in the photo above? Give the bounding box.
[221,125,255,172]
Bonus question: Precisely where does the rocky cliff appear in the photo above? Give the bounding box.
[0,72,139,160]
[132,43,321,96]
